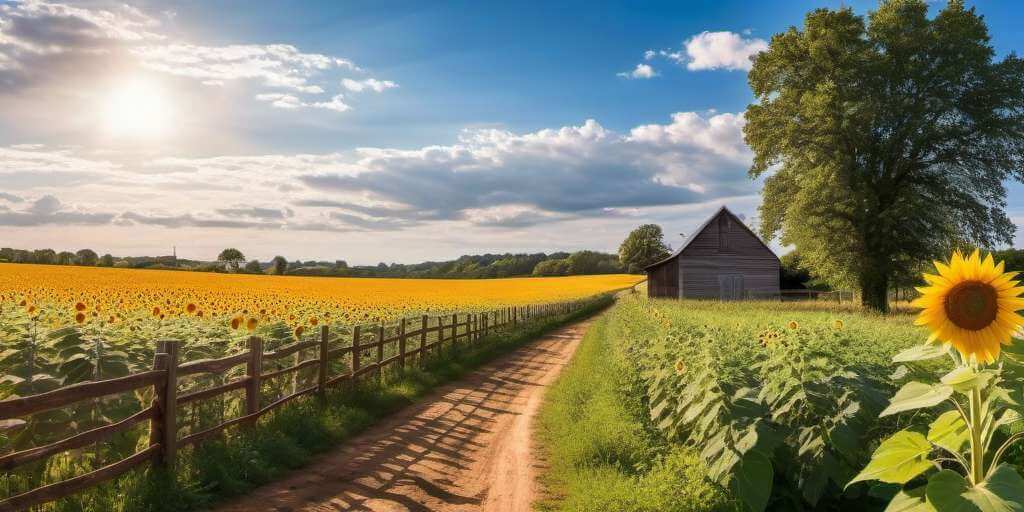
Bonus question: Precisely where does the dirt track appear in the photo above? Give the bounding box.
[215,319,591,512]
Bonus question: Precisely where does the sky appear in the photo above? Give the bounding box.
[2,0,1024,264]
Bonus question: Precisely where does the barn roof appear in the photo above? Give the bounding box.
[643,206,779,271]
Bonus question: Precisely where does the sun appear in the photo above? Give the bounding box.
[102,79,172,138]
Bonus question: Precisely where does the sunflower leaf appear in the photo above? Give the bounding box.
[927,410,970,454]
[847,431,934,487]
[893,344,949,363]
[941,367,994,394]
[881,382,953,417]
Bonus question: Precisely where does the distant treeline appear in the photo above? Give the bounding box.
[0,247,626,278]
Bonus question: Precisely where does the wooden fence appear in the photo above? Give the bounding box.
[0,299,590,511]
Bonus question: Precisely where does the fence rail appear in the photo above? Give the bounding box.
[0,299,592,511]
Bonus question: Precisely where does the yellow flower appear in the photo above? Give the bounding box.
[787,320,799,330]
[833,319,844,330]
[913,250,1024,364]
[673,359,686,376]
[246,317,258,332]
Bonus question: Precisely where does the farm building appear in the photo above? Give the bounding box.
[645,206,780,300]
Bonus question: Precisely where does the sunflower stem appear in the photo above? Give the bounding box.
[969,385,985,485]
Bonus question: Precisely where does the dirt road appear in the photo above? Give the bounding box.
[216,319,591,512]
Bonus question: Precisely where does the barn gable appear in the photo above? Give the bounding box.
[645,206,780,300]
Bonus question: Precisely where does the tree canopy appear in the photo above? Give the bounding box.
[618,224,671,273]
[217,248,246,270]
[745,0,1024,311]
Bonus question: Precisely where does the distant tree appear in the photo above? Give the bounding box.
[533,259,570,276]
[618,224,671,273]
[334,260,348,269]
[993,248,1024,274]
[75,249,98,266]
[217,248,246,271]
[99,254,115,267]
[270,256,288,275]
[33,249,56,264]
[56,251,76,265]
[13,249,33,263]
[746,1,1024,312]
[566,251,606,275]
[0,248,13,262]
[244,260,262,273]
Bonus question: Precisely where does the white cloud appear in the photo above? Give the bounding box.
[680,31,767,71]
[617,63,658,79]
[341,77,398,93]
[133,43,356,94]
[255,92,350,112]
[0,1,386,114]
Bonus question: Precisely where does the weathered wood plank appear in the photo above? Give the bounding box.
[177,352,249,376]
[0,445,158,512]
[260,358,320,381]
[263,339,319,361]
[177,378,249,406]
[0,406,154,471]
[0,370,164,420]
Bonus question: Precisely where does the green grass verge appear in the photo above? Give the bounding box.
[39,295,613,512]
[536,311,739,512]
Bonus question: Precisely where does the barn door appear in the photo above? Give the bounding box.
[718,274,744,301]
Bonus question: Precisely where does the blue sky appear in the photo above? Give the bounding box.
[1,0,1023,263]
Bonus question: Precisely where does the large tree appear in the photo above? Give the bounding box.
[745,0,1024,312]
[75,249,98,266]
[618,224,671,274]
[217,248,246,271]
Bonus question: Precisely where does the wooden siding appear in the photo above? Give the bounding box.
[645,207,780,300]
[679,210,779,299]
[647,258,679,298]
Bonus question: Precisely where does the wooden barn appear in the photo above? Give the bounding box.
[645,206,780,300]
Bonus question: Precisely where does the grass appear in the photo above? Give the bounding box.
[536,310,738,512]
[33,294,614,512]
[536,296,931,512]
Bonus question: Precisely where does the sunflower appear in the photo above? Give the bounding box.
[787,320,799,330]
[833,319,844,330]
[913,250,1024,364]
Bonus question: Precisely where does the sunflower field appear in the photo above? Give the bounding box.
[0,262,636,507]
[0,262,638,395]
[539,296,933,511]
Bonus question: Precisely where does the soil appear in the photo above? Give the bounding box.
[215,319,592,512]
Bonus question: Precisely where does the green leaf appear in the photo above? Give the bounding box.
[927,410,970,454]
[894,344,950,363]
[963,464,1024,512]
[926,470,974,512]
[942,367,994,394]
[848,431,935,486]
[881,382,954,417]
[731,450,773,512]
[886,486,936,512]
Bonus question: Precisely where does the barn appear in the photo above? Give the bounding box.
[645,206,780,300]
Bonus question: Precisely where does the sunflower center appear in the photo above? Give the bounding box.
[944,281,998,331]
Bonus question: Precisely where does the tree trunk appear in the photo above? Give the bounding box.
[860,267,890,313]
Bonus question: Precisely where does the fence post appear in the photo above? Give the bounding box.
[245,336,263,424]
[398,318,407,370]
[420,315,428,363]
[150,339,179,469]
[452,313,459,345]
[351,326,361,379]
[318,325,329,398]
[376,324,385,380]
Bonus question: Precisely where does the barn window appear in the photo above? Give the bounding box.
[718,215,732,251]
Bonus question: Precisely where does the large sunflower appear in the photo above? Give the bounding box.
[913,250,1024,364]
